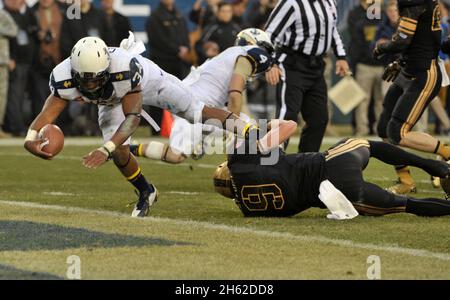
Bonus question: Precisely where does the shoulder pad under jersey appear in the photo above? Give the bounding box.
[244,46,274,75]
[49,58,80,100]
[108,48,143,98]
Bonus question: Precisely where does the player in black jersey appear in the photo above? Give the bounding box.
[213,120,450,218]
[373,0,450,194]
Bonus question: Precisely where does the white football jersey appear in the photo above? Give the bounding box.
[49,47,164,107]
[186,45,273,107]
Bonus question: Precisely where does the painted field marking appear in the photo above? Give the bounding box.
[0,200,450,262]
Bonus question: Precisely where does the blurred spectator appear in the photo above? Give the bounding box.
[59,0,108,58]
[231,0,249,28]
[375,1,399,103]
[3,0,38,137]
[101,0,132,47]
[347,0,385,136]
[29,0,64,120]
[247,0,276,29]
[196,1,241,64]
[146,0,191,134]
[0,8,18,138]
[375,0,399,73]
[58,0,108,136]
[146,0,191,78]
[189,0,220,29]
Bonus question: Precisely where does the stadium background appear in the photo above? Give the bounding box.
[3,0,361,124]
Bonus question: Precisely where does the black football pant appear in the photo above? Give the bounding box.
[378,60,442,144]
[277,54,328,153]
[325,138,450,217]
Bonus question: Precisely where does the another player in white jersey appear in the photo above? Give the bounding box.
[23,36,258,217]
[130,28,276,164]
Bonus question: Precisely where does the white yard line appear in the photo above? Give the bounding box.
[0,152,218,168]
[0,200,449,261]
[167,191,200,195]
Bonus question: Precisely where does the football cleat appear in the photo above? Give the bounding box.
[131,186,158,218]
[387,179,417,195]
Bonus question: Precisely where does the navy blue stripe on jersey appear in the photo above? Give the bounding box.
[110,71,130,82]
[50,73,77,91]
[130,58,144,90]
[245,47,274,75]
[49,73,61,98]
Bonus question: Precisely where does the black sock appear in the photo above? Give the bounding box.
[128,169,154,194]
[368,141,448,177]
[406,197,450,217]
[129,144,144,157]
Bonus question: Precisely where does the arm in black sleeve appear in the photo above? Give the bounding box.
[376,5,425,55]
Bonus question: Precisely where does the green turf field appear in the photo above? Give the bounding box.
[1,136,450,279]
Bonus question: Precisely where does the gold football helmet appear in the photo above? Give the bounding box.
[213,161,234,199]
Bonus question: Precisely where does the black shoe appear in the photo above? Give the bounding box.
[131,186,158,218]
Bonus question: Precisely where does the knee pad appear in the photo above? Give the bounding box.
[387,119,403,145]
[145,141,186,164]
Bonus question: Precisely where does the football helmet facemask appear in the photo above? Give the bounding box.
[70,37,111,100]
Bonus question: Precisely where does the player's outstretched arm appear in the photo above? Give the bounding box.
[24,94,68,159]
[258,120,297,153]
[83,89,143,169]
[227,56,253,115]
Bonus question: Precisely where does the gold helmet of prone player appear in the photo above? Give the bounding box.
[213,161,234,199]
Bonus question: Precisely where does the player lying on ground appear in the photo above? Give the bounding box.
[372,0,450,194]
[213,120,450,217]
[23,36,257,218]
[129,28,276,163]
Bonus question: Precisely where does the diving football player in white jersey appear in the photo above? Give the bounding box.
[23,36,258,217]
[130,28,276,164]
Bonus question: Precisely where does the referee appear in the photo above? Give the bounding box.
[265,0,350,152]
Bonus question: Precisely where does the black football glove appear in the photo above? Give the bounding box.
[382,60,401,83]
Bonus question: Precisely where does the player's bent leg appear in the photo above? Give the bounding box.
[368,140,450,178]
[383,118,417,193]
[130,142,187,164]
[353,182,407,216]
[113,145,158,217]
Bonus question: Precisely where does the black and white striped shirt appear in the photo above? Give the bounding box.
[265,0,346,60]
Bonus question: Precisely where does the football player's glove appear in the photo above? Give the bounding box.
[382,60,401,82]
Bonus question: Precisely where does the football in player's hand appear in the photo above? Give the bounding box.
[39,124,64,157]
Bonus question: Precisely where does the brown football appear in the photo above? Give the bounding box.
[39,124,64,157]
